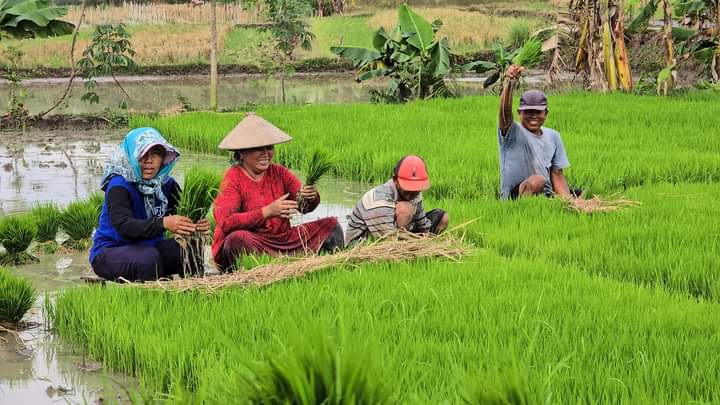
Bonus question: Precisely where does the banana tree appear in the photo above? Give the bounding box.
[0,0,74,39]
[331,4,451,102]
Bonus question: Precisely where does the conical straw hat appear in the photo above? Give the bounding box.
[218,113,293,150]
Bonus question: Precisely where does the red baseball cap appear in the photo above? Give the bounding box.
[393,155,430,192]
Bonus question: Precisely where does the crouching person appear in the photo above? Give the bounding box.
[89,128,209,282]
[345,155,449,245]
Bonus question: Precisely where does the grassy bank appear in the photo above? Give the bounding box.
[0,8,544,70]
[50,92,720,402]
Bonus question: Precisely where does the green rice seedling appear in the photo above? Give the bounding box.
[59,198,98,251]
[511,37,542,68]
[176,167,222,276]
[0,215,39,266]
[507,20,530,49]
[298,148,335,212]
[232,252,276,271]
[31,202,61,254]
[0,268,36,327]
[216,333,392,404]
[87,192,105,218]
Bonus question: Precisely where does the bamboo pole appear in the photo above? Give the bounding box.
[209,0,218,111]
[661,0,676,93]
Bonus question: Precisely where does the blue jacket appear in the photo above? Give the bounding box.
[89,176,177,264]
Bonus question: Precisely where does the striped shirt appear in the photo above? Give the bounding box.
[345,180,432,244]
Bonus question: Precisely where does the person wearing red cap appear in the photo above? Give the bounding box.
[345,155,449,245]
[497,65,581,200]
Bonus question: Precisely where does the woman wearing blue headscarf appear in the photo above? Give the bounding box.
[89,128,209,281]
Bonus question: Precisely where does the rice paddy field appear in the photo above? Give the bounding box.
[49,91,720,403]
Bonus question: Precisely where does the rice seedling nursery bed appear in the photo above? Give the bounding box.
[52,92,720,403]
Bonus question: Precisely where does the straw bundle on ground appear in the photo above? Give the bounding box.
[567,195,641,214]
[133,231,471,292]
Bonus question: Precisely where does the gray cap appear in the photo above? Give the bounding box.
[518,89,548,111]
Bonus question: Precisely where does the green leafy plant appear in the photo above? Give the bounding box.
[0,215,38,265]
[31,202,61,254]
[507,21,531,49]
[332,4,453,103]
[233,251,276,271]
[265,0,316,103]
[0,0,74,39]
[78,23,136,108]
[0,268,36,326]
[2,46,28,124]
[59,199,98,251]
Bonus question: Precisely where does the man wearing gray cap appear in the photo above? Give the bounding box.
[497,65,578,200]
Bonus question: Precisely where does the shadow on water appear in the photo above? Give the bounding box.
[0,128,370,403]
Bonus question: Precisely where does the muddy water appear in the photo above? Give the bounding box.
[0,72,573,115]
[0,128,368,403]
[0,129,367,215]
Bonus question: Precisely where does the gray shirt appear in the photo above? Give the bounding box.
[498,122,570,199]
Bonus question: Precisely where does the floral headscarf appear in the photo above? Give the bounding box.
[101,127,180,218]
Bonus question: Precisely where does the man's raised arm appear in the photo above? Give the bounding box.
[499,65,523,135]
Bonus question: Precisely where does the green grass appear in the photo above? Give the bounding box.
[57,92,720,403]
[0,268,36,325]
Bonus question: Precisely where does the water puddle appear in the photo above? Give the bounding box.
[0,128,369,403]
[0,129,367,215]
[1,252,135,404]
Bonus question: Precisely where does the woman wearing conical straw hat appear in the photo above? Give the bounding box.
[211,114,344,271]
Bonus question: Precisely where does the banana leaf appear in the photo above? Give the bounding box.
[628,0,659,34]
[331,46,382,68]
[1,0,73,38]
[398,4,434,52]
[430,38,450,76]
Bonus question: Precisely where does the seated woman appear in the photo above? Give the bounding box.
[89,127,209,281]
[212,113,344,271]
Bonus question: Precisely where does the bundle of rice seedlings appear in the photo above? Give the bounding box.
[227,334,392,404]
[298,148,335,212]
[567,195,641,214]
[0,268,36,327]
[511,38,542,69]
[87,192,105,218]
[175,167,222,277]
[59,199,99,251]
[31,203,61,254]
[135,230,470,292]
[0,216,39,266]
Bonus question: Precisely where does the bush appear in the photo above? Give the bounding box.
[0,268,36,325]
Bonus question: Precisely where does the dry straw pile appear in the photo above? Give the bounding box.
[567,195,641,214]
[133,231,471,292]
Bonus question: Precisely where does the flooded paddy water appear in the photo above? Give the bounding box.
[0,128,368,403]
[0,71,573,115]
